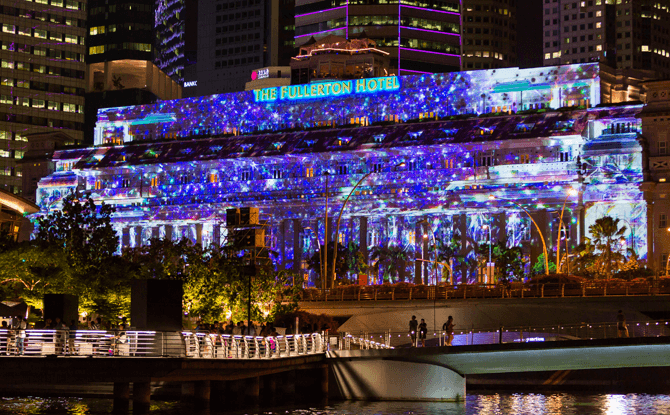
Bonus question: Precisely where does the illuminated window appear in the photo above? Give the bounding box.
[1,60,13,69]
[63,103,76,113]
[34,29,47,39]
[90,26,105,35]
[48,101,60,111]
[32,99,45,109]
[210,173,220,183]
[445,159,454,169]
[305,167,314,178]
[14,151,24,159]
[89,45,106,55]
[2,24,15,34]
[95,180,103,190]
[272,169,283,179]
[151,177,159,187]
[65,34,78,44]
[0,150,9,157]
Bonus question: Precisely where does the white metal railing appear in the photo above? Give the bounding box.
[0,329,327,358]
[339,320,670,349]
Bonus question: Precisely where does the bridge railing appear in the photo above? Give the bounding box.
[299,281,668,302]
[340,321,670,349]
[0,329,327,358]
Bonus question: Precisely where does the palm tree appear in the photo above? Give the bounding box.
[589,216,627,279]
[369,245,411,284]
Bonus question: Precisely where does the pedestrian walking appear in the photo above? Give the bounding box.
[418,319,428,347]
[617,310,629,338]
[442,316,455,346]
[409,315,418,347]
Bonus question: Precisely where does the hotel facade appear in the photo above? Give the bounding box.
[36,63,661,284]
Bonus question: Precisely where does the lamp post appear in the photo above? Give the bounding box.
[666,227,670,277]
[556,188,578,273]
[482,223,492,283]
[323,172,329,290]
[303,226,321,288]
[330,161,405,288]
[489,195,549,275]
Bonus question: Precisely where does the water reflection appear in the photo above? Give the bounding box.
[3,393,670,415]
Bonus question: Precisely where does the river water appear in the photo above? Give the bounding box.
[2,393,670,415]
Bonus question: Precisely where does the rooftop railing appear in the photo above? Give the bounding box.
[299,281,667,302]
[0,329,327,358]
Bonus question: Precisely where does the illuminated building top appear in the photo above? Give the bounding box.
[94,63,601,146]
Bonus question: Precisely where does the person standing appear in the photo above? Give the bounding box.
[617,310,629,338]
[418,319,428,347]
[13,316,26,355]
[442,316,455,346]
[409,315,418,347]
[68,320,78,355]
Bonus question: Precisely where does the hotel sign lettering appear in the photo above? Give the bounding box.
[253,76,400,103]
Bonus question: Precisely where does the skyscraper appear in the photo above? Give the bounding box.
[461,0,517,70]
[0,0,87,195]
[543,0,670,79]
[189,0,295,95]
[155,0,186,84]
[293,0,461,76]
[84,0,182,143]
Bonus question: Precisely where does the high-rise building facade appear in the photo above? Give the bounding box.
[293,0,461,76]
[155,0,186,84]
[543,0,670,79]
[0,0,87,195]
[84,0,181,143]
[461,0,517,70]
[189,0,295,95]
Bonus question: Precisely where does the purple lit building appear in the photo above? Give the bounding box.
[37,63,653,284]
[294,0,461,75]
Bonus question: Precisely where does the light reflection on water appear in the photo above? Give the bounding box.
[2,393,670,415]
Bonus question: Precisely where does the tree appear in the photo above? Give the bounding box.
[306,242,352,287]
[31,192,124,319]
[532,253,556,276]
[588,216,627,279]
[430,235,462,284]
[370,245,411,284]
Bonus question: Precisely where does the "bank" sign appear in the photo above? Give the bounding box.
[253,76,400,103]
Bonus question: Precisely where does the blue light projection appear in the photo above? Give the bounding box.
[94,64,600,146]
[38,64,646,285]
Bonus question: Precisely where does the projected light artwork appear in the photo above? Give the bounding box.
[38,63,646,285]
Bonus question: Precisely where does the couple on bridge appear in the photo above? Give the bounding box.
[408,315,454,347]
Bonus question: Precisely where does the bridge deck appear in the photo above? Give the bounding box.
[328,337,670,375]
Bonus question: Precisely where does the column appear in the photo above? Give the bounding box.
[134,226,142,247]
[104,61,113,91]
[151,226,160,240]
[645,189,655,273]
[279,220,286,269]
[246,376,260,400]
[414,218,423,284]
[112,382,130,413]
[132,382,151,413]
[194,380,210,403]
[494,212,507,244]
[457,213,468,284]
[359,216,368,263]
[145,61,153,94]
[293,219,302,278]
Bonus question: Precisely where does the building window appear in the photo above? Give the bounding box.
[241,171,252,181]
[272,169,282,179]
[338,165,347,175]
[95,180,102,190]
[89,45,105,55]
[121,179,131,188]
[661,214,667,229]
[305,167,314,178]
[151,177,159,187]
[210,173,219,183]
[2,24,15,34]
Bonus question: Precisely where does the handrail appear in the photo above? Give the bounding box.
[339,320,670,349]
[0,329,327,358]
[298,281,667,301]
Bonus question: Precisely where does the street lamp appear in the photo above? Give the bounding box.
[666,227,670,277]
[330,161,405,288]
[489,195,550,275]
[482,223,492,284]
[556,188,578,273]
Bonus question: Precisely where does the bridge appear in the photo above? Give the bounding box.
[327,336,670,402]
